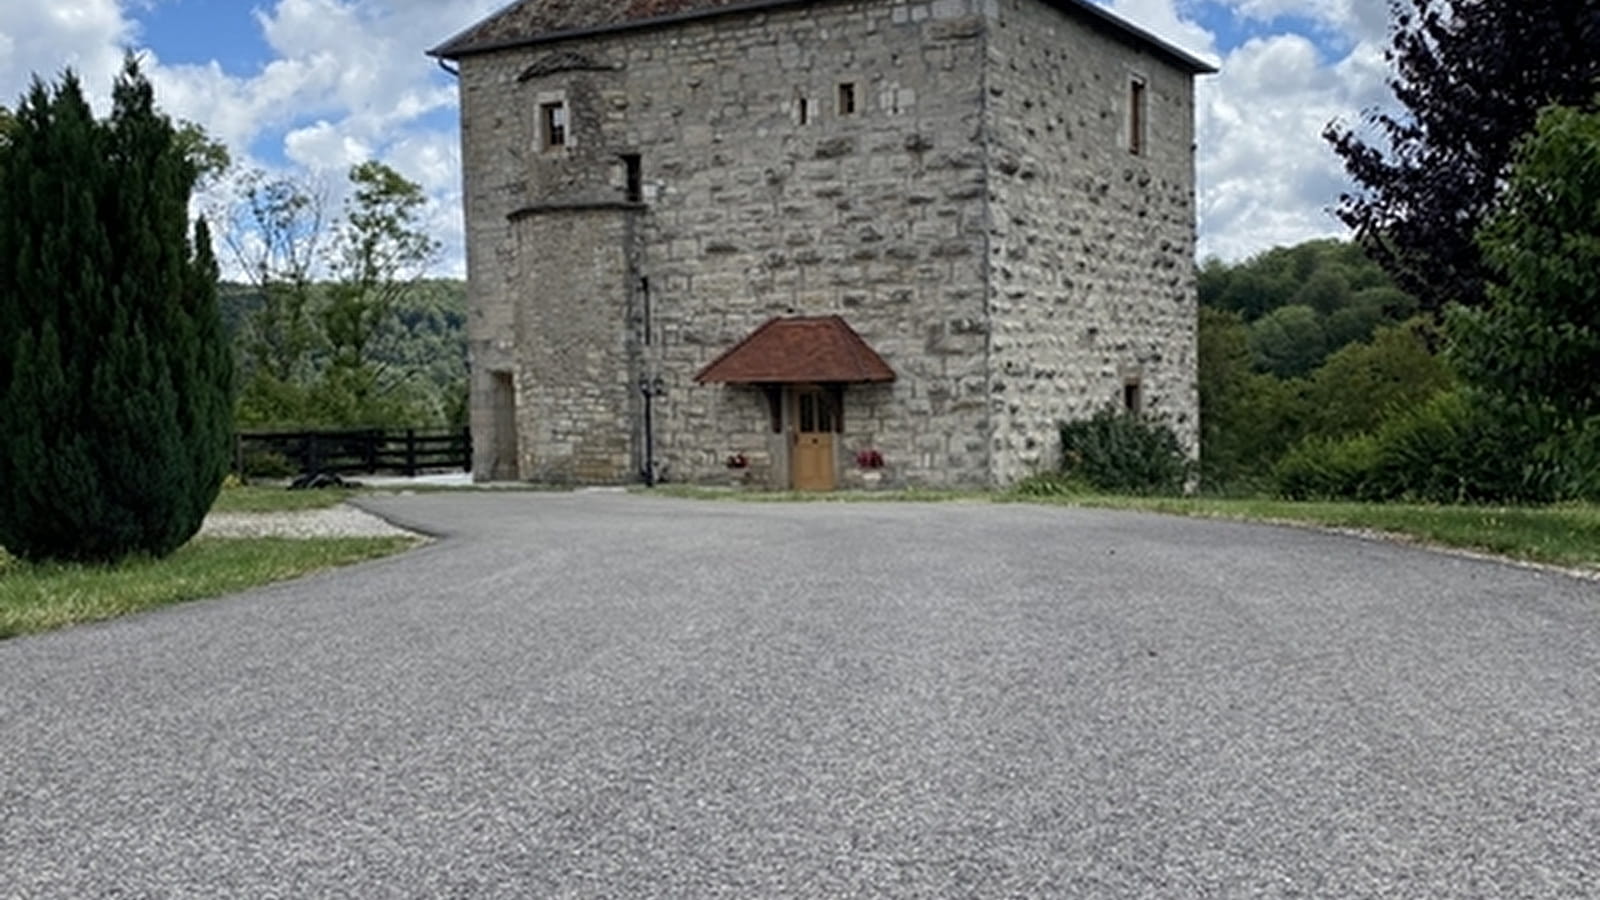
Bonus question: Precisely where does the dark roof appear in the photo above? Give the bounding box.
[694,316,896,384]
[430,0,1217,74]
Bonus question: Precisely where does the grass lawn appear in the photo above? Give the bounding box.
[210,484,358,512]
[643,485,1600,574]
[0,536,416,639]
[1,483,421,639]
[1016,494,1600,572]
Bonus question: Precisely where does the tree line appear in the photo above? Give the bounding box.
[221,277,467,430]
[1199,0,1600,502]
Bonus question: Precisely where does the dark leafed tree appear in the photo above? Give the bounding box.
[0,59,232,563]
[1324,0,1600,313]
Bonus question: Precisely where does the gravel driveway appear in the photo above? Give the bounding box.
[198,504,417,539]
[3,492,1598,896]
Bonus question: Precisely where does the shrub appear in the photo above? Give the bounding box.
[1369,391,1559,503]
[1536,416,1600,501]
[1059,408,1189,495]
[1273,434,1383,501]
[241,449,297,479]
[1011,472,1083,498]
[1273,390,1568,504]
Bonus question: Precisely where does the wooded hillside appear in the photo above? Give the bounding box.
[220,278,467,429]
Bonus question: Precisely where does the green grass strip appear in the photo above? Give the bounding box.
[209,486,359,513]
[643,485,1600,573]
[0,537,416,639]
[1027,495,1600,571]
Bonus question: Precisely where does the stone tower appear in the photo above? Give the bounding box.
[432,0,1214,488]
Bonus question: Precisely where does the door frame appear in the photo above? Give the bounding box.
[788,383,840,491]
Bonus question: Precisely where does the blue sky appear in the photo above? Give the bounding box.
[0,0,1395,275]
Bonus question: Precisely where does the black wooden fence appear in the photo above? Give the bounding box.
[236,427,472,478]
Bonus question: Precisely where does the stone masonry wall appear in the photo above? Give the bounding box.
[511,209,639,482]
[457,0,1200,487]
[982,0,1200,484]
[632,0,997,487]
[461,0,996,486]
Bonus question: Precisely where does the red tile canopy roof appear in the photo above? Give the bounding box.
[695,316,896,385]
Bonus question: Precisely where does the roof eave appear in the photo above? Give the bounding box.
[429,0,1218,73]
[1050,0,1217,74]
[429,0,815,60]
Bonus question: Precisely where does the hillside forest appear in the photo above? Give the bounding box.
[1198,239,1448,492]
[222,279,467,431]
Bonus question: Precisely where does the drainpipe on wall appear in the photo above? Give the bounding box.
[639,374,663,486]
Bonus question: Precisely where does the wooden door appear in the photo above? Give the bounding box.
[791,386,835,491]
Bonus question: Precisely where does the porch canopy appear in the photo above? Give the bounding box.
[694,316,896,384]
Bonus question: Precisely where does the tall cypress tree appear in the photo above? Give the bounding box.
[0,60,232,562]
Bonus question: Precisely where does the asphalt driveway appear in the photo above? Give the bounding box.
[3,493,1598,897]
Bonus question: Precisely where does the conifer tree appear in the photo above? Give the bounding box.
[0,60,232,562]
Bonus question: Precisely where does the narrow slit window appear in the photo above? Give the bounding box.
[622,153,642,202]
[1128,78,1146,155]
[798,97,811,125]
[838,82,857,117]
[541,101,567,149]
[1123,380,1143,415]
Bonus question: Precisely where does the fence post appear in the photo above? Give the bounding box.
[366,429,380,474]
[308,432,322,475]
[405,428,418,477]
[461,425,472,473]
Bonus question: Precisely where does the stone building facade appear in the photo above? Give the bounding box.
[432,0,1212,489]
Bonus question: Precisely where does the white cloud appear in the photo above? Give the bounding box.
[1196,24,1393,261]
[1100,0,1222,66]
[0,0,135,112]
[284,120,373,173]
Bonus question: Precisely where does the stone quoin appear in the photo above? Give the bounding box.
[431,0,1214,489]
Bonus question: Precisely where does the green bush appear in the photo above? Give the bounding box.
[240,449,297,479]
[1274,390,1568,504]
[1370,391,1560,503]
[1059,408,1190,495]
[1012,472,1083,498]
[1272,434,1383,501]
[1536,417,1600,501]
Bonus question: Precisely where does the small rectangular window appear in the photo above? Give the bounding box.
[622,153,642,202]
[541,101,567,149]
[798,97,810,125]
[1128,78,1146,155]
[1123,380,1143,415]
[838,82,857,116]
